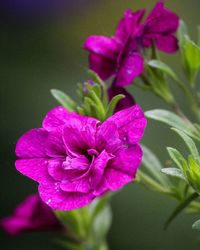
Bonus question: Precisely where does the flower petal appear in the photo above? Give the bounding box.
[89,53,117,80]
[16,158,52,183]
[60,178,91,193]
[16,128,48,158]
[144,2,179,34]
[105,168,133,191]
[97,121,122,153]
[47,159,65,181]
[115,52,144,87]
[106,104,147,144]
[39,183,94,210]
[45,130,66,157]
[63,116,98,156]
[111,144,142,176]
[84,35,121,59]
[42,106,77,132]
[90,150,114,188]
[115,9,145,42]
[154,34,178,53]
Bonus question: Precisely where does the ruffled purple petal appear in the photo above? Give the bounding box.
[60,178,91,193]
[108,85,135,112]
[84,35,121,59]
[106,168,133,191]
[90,150,114,188]
[115,9,145,42]
[144,2,179,34]
[42,106,77,132]
[45,130,66,158]
[47,159,65,181]
[39,182,94,210]
[106,104,147,144]
[154,34,178,53]
[115,52,144,87]
[16,158,52,183]
[97,121,122,153]
[111,144,142,176]
[16,128,48,158]
[89,53,117,80]
[63,116,98,156]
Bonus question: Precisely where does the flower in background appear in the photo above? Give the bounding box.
[15,106,146,210]
[1,194,61,235]
[84,1,179,87]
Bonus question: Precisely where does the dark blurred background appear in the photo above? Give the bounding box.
[1,0,200,249]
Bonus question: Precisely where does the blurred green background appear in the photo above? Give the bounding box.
[1,0,200,249]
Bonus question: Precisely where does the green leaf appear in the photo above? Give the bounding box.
[180,35,200,85]
[93,205,112,240]
[141,145,170,186]
[192,219,200,230]
[167,147,188,173]
[85,82,101,99]
[55,210,85,238]
[145,109,199,141]
[161,168,186,181]
[51,89,77,111]
[106,94,125,118]
[171,128,200,163]
[88,89,106,121]
[88,70,104,85]
[148,60,179,82]
[146,66,174,104]
[77,106,85,115]
[56,240,85,250]
[178,20,188,45]
[164,192,199,229]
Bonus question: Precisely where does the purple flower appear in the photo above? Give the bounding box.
[1,194,61,235]
[15,105,146,210]
[84,1,179,87]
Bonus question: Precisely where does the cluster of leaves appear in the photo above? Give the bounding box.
[138,20,200,230]
[51,71,125,122]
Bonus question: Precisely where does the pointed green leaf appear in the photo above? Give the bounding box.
[167,147,188,173]
[51,89,77,111]
[164,192,199,229]
[55,210,85,237]
[161,168,186,181]
[142,145,170,186]
[171,128,200,163]
[85,82,101,98]
[145,109,199,141]
[106,94,125,118]
[93,205,112,240]
[148,60,179,82]
[192,219,200,230]
[178,20,188,45]
[76,106,85,115]
[88,70,104,85]
[146,66,174,104]
[88,89,106,121]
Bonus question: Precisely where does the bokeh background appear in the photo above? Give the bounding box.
[1,0,200,249]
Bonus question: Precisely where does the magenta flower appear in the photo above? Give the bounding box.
[1,194,61,235]
[84,1,179,87]
[15,105,146,210]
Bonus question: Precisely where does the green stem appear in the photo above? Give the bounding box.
[137,171,171,194]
